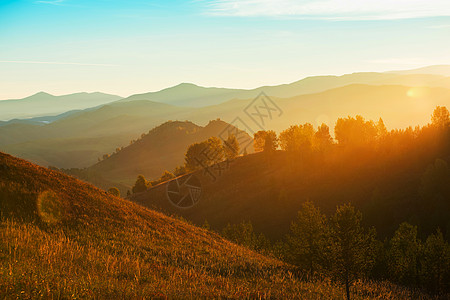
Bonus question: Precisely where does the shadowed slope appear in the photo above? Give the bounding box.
[0,151,432,298]
[85,119,253,190]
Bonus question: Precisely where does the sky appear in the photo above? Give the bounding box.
[1,0,450,99]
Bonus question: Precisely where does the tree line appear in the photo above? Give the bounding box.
[219,201,449,299]
[130,134,241,194]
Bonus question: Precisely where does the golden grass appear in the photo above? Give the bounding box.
[0,152,432,298]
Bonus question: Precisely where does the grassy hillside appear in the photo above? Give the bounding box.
[0,152,428,298]
[0,92,122,121]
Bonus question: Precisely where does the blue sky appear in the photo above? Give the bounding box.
[1,0,450,98]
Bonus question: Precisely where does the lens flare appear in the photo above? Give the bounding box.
[37,190,62,224]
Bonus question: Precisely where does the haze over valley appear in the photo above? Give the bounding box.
[1,1,450,298]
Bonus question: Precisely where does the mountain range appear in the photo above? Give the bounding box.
[0,91,122,121]
[1,67,449,171]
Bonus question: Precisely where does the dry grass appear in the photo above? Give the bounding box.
[0,152,431,298]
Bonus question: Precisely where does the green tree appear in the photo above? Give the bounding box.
[223,134,240,160]
[431,106,450,128]
[222,221,270,251]
[107,187,120,197]
[330,204,375,300]
[313,123,333,152]
[334,115,377,146]
[184,137,225,171]
[388,222,422,286]
[254,130,278,152]
[279,123,315,153]
[422,229,450,294]
[286,201,330,278]
[376,118,388,138]
[206,136,225,163]
[132,175,148,194]
[185,142,206,171]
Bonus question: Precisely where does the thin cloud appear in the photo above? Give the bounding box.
[203,0,450,20]
[0,60,119,67]
[35,0,65,5]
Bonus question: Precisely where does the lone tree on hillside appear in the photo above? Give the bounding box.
[422,229,450,294]
[431,106,450,128]
[334,115,377,146]
[254,130,278,152]
[286,201,330,278]
[330,204,376,300]
[223,134,240,160]
[313,123,333,152]
[279,123,315,153]
[388,222,422,286]
[132,175,148,194]
[185,137,225,171]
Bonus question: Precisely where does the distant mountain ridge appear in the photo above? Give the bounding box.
[387,64,450,76]
[2,84,450,169]
[0,91,122,121]
[1,65,450,169]
[118,71,450,107]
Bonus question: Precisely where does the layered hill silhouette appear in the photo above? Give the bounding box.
[0,100,194,168]
[3,84,450,169]
[82,119,253,190]
[0,91,122,121]
[388,64,450,77]
[120,70,450,107]
[1,69,450,169]
[0,151,425,298]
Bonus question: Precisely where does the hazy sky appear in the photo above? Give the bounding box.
[1,0,450,99]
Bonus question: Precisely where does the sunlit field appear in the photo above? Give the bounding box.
[2,0,450,298]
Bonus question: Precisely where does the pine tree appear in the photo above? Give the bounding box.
[422,229,450,294]
[132,175,148,194]
[286,201,330,278]
[388,222,421,286]
[330,204,375,300]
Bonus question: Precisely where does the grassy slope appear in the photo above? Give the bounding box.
[0,152,429,298]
